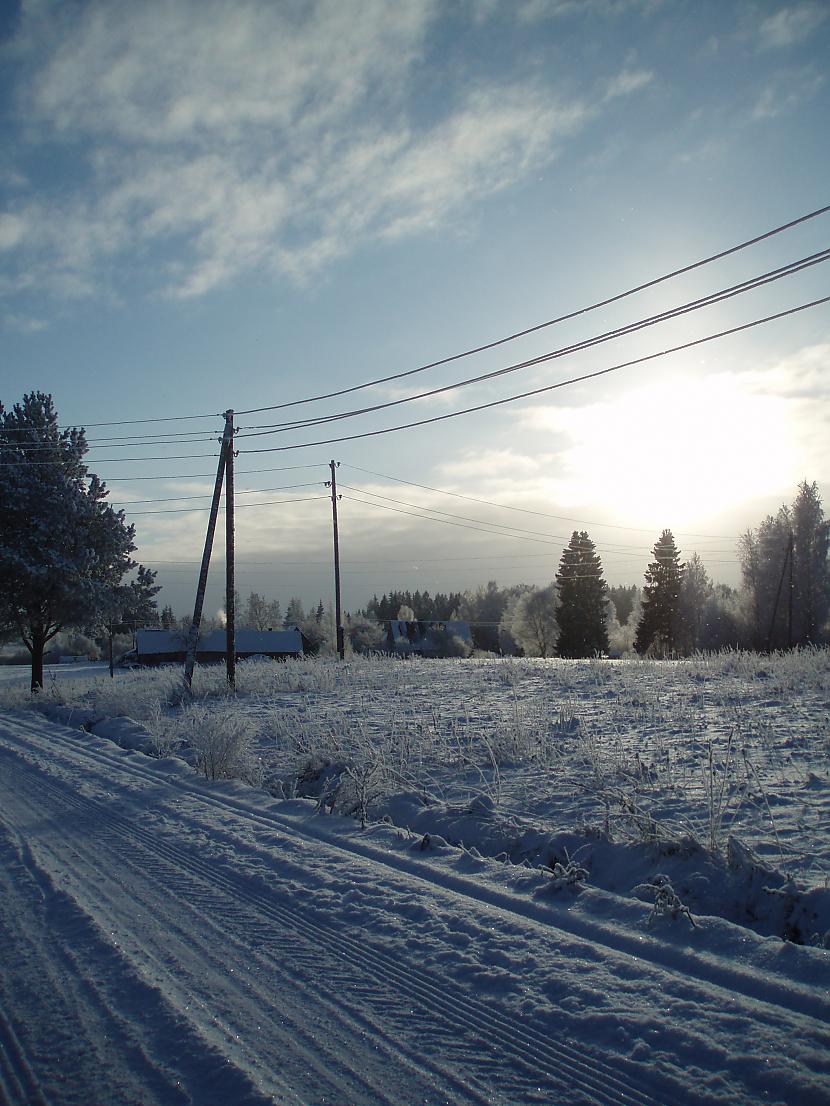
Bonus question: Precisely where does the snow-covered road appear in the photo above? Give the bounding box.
[1,713,828,1105]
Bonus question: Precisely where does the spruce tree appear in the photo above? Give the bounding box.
[634,530,685,656]
[555,531,609,658]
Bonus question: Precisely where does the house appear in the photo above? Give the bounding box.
[128,627,305,666]
[386,620,472,657]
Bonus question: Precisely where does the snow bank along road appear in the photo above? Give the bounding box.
[1,713,828,1106]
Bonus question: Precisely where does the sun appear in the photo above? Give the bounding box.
[542,372,799,530]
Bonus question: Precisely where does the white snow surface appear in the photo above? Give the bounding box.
[1,653,829,1104]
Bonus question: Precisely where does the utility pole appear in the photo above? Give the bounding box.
[225,410,236,691]
[183,412,233,689]
[787,529,794,649]
[766,533,793,653]
[328,459,345,660]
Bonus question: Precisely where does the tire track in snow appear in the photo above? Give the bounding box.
[0,725,667,1106]
[0,1005,49,1106]
[8,711,828,1028]
[1,767,490,1106]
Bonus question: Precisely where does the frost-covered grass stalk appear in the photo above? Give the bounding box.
[1,649,826,882]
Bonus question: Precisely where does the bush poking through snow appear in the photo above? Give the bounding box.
[178,704,259,783]
[548,848,589,889]
[635,874,697,928]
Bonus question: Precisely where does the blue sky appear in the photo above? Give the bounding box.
[1,0,829,615]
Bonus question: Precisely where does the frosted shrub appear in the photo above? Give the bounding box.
[179,703,259,783]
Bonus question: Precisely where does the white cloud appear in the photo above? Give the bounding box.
[751,67,824,119]
[0,213,28,250]
[603,68,654,102]
[1,0,636,305]
[758,3,828,49]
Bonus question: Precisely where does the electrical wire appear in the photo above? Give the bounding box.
[233,203,830,416]
[337,484,729,555]
[124,495,329,516]
[110,482,324,506]
[340,464,739,540]
[237,295,830,455]
[105,463,329,483]
[235,248,830,437]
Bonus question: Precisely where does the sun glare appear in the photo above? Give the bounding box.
[544,374,798,529]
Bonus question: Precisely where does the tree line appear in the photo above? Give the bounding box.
[3,392,827,684]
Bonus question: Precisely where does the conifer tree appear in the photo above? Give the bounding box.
[555,531,609,657]
[634,530,685,656]
[0,392,151,690]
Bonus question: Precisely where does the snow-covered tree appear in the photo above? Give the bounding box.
[635,530,684,656]
[283,597,305,628]
[506,584,559,657]
[242,591,282,631]
[676,552,713,654]
[0,392,146,690]
[555,531,609,658]
[790,481,829,644]
[346,615,386,654]
[738,481,830,648]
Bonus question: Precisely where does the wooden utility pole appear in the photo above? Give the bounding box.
[787,530,794,649]
[766,533,793,653]
[183,412,233,689]
[225,410,236,691]
[329,459,345,660]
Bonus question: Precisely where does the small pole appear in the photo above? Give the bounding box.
[765,535,792,653]
[787,530,794,649]
[108,621,114,679]
[328,459,345,659]
[184,413,232,689]
[225,410,236,691]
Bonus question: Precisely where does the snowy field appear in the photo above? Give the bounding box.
[3,650,828,940]
[1,651,829,1103]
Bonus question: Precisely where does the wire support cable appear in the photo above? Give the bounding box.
[233,203,830,416]
[235,248,830,438]
[237,295,830,455]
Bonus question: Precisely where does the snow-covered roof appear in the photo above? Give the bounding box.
[135,629,187,654]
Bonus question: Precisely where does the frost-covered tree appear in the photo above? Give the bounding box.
[676,552,713,654]
[0,392,146,690]
[283,597,305,628]
[790,481,829,644]
[635,530,684,656]
[738,481,830,648]
[346,614,386,654]
[507,583,559,657]
[608,584,638,626]
[555,531,609,658]
[243,591,283,631]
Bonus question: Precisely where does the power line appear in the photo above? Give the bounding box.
[106,463,330,483]
[237,295,830,455]
[235,248,830,437]
[340,464,739,540]
[124,495,329,516]
[110,481,325,506]
[0,451,221,467]
[338,484,721,556]
[233,203,830,416]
